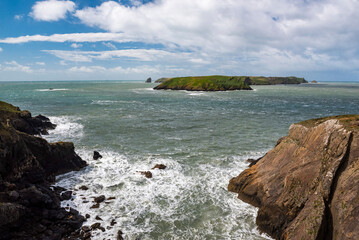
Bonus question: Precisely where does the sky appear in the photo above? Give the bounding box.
[0,0,359,81]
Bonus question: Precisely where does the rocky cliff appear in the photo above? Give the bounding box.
[228,115,359,240]
[0,101,87,239]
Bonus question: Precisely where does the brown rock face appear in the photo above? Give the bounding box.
[228,115,359,240]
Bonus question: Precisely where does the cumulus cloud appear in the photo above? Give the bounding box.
[31,0,75,21]
[72,0,359,73]
[2,0,359,77]
[71,43,82,48]
[0,33,132,44]
[0,61,33,73]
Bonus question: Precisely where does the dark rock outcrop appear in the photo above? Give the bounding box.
[0,101,87,240]
[93,151,102,160]
[152,164,167,170]
[0,101,56,135]
[145,77,152,83]
[228,115,359,240]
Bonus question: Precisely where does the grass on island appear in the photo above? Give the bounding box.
[154,75,307,91]
[298,115,359,131]
[154,75,252,91]
[248,76,307,85]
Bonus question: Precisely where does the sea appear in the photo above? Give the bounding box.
[1,81,359,240]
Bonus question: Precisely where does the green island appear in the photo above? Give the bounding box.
[153,75,307,91]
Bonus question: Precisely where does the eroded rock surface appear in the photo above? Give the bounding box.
[228,115,359,240]
[0,101,87,239]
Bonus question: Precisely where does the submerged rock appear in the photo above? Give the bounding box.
[152,164,167,170]
[228,115,359,240]
[94,195,106,203]
[139,171,153,178]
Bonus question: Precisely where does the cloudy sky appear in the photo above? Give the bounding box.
[0,0,358,81]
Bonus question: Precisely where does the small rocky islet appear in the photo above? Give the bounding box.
[153,75,307,91]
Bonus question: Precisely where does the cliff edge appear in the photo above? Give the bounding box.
[0,101,87,239]
[228,115,359,240]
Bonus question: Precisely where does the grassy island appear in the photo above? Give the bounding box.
[153,76,253,91]
[154,75,307,91]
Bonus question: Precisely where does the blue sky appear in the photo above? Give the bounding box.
[0,0,359,81]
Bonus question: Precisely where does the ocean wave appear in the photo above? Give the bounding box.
[44,116,84,142]
[36,88,69,92]
[55,149,271,239]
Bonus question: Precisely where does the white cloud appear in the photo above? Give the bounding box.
[71,43,82,48]
[0,47,2,52]
[0,61,33,73]
[68,65,161,74]
[72,0,359,73]
[36,62,46,66]
[31,0,75,22]
[0,32,131,44]
[14,15,23,20]
[102,42,117,49]
[69,66,106,73]
[43,49,190,62]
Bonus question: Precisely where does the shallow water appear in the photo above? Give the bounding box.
[1,81,359,239]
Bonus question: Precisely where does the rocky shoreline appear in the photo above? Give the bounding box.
[0,101,87,239]
[228,115,359,240]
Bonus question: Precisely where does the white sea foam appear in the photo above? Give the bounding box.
[55,149,272,239]
[36,88,69,91]
[91,100,119,105]
[44,116,84,142]
[187,92,205,96]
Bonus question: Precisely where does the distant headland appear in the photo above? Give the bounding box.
[153,75,307,91]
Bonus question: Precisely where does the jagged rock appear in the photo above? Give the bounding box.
[139,171,152,178]
[0,101,87,239]
[145,77,152,83]
[94,195,105,203]
[90,203,100,209]
[93,151,102,160]
[228,115,359,240]
[91,222,101,230]
[152,164,167,170]
[95,215,102,220]
[61,191,72,200]
[117,230,124,240]
[111,219,117,226]
[79,185,89,191]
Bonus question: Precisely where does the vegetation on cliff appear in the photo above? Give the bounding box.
[154,75,307,91]
[228,115,359,240]
[153,75,253,91]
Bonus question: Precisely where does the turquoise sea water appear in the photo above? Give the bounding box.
[1,81,359,239]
